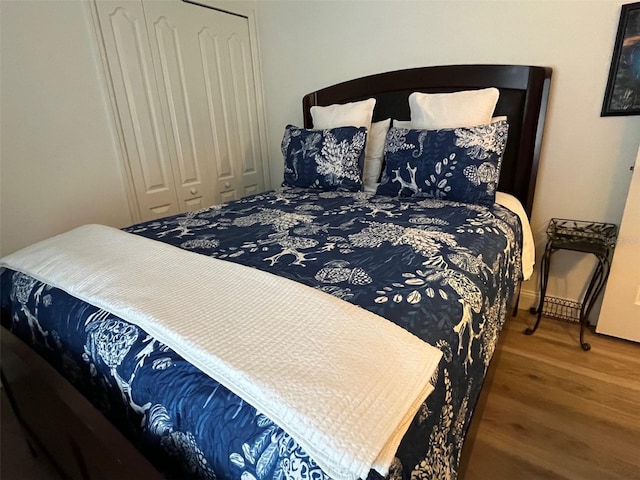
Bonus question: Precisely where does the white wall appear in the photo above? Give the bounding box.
[0,0,132,256]
[255,0,640,316]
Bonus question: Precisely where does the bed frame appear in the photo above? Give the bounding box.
[1,64,551,480]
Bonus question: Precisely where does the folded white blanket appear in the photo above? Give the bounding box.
[2,225,442,480]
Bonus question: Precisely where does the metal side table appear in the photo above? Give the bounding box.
[525,218,618,350]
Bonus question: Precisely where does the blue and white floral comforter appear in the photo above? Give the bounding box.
[0,188,523,480]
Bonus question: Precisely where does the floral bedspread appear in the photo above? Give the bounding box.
[0,188,522,480]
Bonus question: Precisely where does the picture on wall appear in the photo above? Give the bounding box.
[601,2,640,116]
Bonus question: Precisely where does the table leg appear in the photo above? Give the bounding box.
[578,255,611,351]
[525,241,553,335]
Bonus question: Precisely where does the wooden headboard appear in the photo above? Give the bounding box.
[302,65,552,216]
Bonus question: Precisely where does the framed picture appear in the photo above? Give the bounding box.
[601,2,640,116]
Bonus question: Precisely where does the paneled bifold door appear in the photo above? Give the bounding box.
[95,0,267,220]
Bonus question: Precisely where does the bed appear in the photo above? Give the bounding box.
[0,64,551,480]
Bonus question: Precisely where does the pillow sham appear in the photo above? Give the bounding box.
[281,124,366,192]
[409,88,499,130]
[310,98,376,130]
[362,119,391,191]
[376,120,509,206]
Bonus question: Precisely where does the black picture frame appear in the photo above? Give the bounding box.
[601,2,640,116]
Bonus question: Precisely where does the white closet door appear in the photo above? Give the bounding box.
[141,1,215,211]
[94,1,180,219]
[143,0,265,206]
[95,0,267,219]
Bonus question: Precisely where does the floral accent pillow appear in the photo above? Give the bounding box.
[282,125,366,191]
[376,120,509,206]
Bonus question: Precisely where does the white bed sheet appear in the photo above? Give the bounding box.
[495,191,535,281]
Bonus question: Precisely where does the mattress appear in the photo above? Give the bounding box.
[0,187,524,480]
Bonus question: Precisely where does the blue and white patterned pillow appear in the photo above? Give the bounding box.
[281,125,366,192]
[376,121,509,206]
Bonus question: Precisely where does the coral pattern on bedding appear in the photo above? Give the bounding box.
[377,121,508,206]
[0,188,523,480]
[282,125,366,191]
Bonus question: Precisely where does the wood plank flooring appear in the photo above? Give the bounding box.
[2,310,639,479]
[464,310,640,480]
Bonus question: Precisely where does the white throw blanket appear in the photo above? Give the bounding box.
[2,225,443,480]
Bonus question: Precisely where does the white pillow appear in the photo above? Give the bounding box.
[393,115,507,130]
[392,119,413,129]
[310,98,376,130]
[409,88,499,130]
[362,119,391,191]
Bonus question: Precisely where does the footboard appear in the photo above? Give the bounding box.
[1,328,163,480]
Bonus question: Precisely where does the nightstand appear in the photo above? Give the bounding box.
[526,218,618,350]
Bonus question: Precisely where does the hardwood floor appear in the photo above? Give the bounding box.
[464,310,640,480]
[1,310,638,479]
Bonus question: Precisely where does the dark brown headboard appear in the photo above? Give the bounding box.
[302,65,552,216]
